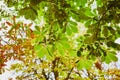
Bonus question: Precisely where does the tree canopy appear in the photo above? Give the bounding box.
[0,0,120,79]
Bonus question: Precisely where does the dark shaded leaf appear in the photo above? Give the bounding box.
[108,27,115,35]
[19,7,37,20]
[102,26,108,37]
[77,50,81,57]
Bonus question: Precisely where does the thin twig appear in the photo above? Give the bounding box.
[65,67,74,80]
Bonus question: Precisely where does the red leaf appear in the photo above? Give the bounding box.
[6,22,13,26]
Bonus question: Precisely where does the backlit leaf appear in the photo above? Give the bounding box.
[34,44,47,58]
[76,0,87,7]
[66,26,72,35]
[55,42,64,55]
[77,59,93,70]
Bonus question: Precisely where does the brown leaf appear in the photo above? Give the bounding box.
[28,23,33,27]
[13,15,16,24]
[6,22,13,26]
[95,61,102,70]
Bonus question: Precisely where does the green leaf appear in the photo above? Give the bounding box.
[76,0,87,7]
[34,44,51,58]
[34,45,45,58]
[111,55,118,62]
[78,12,91,20]
[102,26,108,37]
[85,8,94,17]
[59,40,70,49]
[45,45,53,59]
[84,35,96,44]
[70,21,77,26]
[66,21,78,34]
[37,49,45,58]
[70,25,78,33]
[108,52,118,62]
[77,59,93,70]
[105,52,118,64]
[70,51,77,57]
[97,6,106,15]
[70,12,81,21]
[105,55,112,64]
[84,60,93,69]
[101,56,106,62]
[55,42,65,55]
[107,41,120,50]
[96,0,103,7]
[19,7,37,20]
[77,60,84,70]
[35,26,40,31]
[85,19,92,27]
[77,50,81,57]
[7,1,16,7]
[66,26,72,35]
[33,30,40,34]
[34,44,41,51]
[108,27,115,35]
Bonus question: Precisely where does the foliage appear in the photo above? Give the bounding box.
[0,0,120,79]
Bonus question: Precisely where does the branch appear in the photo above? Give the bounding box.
[52,57,60,80]
[42,69,48,80]
[75,70,82,77]
[39,58,49,79]
[65,67,74,80]
[86,70,97,80]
